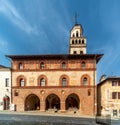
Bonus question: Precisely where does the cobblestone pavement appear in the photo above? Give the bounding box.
[0,111,98,125]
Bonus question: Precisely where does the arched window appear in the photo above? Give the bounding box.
[81,61,86,68]
[82,40,84,44]
[73,51,77,54]
[62,78,67,86]
[38,75,47,86]
[19,63,23,70]
[80,51,83,54]
[76,31,79,37]
[72,40,74,44]
[79,40,81,44]
[81,74,90,86]
[72,33,75,37]
[75,39,77,44]
[60,75,69,86]
[83,77,88,85]
[40,78,45,86]
[17,75,26,87]
[40,62,44,69]
[20,78,24,86]
[62,62,66,69]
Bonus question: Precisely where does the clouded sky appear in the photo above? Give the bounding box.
[0,0,120,82]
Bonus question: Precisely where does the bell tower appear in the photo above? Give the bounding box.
[69,23,87,55]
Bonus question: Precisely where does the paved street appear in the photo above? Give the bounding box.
[111,118,120,125]
[0,111,98,125]
[0,111,119,125]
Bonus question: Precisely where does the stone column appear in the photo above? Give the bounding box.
[60,101,66,113]
[40,101,45,111]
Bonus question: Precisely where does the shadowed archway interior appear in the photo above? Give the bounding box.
[65,94,80,110]
[25,94,40,111]
[45,94,60,111]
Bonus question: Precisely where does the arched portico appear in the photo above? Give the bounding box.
[65,93,80,111]
[45,94,60,111]
[25,94,40,111]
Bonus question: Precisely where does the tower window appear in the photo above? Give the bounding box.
[72,40,74,44]
[82,40,84,44]
[79,40,81,44]
[80,51,83,54]
[73,51,77,54]
[76,31,79,37]
[75,39,77,44]
[72,34,75,37]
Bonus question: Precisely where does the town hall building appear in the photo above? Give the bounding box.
[7,23,103,116]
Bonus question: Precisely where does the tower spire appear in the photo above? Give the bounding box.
[74,12,79,25]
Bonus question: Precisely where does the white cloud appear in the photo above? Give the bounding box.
[0,0,38,34]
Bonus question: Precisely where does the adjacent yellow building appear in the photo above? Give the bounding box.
[97,75,120,117]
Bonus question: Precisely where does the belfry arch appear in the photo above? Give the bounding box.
[45,94,60,111]
[65,93,80,111]
[25,94,40,111]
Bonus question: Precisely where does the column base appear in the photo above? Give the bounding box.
[60,110,66,113]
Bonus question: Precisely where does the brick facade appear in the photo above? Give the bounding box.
[7,54,102,116]
[7,24,103,116]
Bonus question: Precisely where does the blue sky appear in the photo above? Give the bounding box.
[0,0,120,82]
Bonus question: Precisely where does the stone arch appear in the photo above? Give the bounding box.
[24,94,40,111]
[43,91,61,102]
[65,93,80,110]
[37,75,47,86]
[45,93,60,111]
[81,74,90,86]
[16,75,26,86]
